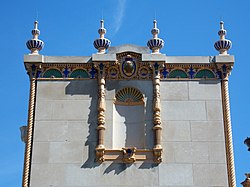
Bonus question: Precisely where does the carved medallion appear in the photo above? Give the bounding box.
[121,55,137,78]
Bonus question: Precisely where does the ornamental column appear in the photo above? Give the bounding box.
[22,77,37,187]
[152,62,163,163]
[147,20,164,163]
[221,71,236,187]
[23,20,44,187]
[214,21,236,187]
[93,19,111,162]
[95,63,106,163]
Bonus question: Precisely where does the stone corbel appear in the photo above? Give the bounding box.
[153,147,162,164]
[25,63,42,79]
[122,147,136,163]
[96,147,105,163]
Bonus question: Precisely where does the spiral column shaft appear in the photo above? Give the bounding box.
[22,78,37,187]
[221,78,236,187]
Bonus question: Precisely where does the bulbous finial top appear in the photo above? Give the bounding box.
[98,20,106,38]
[151,20,160,37]
[147,19,164,54]
[214,21,232,55]
[93,19,111,54]
[31,21,40,38]
[26,21,44,55]
[218,21,227,39]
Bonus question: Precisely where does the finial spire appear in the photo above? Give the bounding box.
[26,21,44,55]
[94,19,111,54]
[214,21,232,55]
[147,19,164,54]
[98,20,106,38]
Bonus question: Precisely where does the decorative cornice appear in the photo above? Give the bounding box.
[24,53,234,81]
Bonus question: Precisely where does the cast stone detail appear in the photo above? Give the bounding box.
[221,67,236,187]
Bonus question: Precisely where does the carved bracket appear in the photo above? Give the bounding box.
[122,147,136,163]
[96,147,105,163]
[153,147,162,164]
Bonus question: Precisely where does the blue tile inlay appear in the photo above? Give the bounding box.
[154,62,159,74]
[63,67,70,78]
[188,67,195,79]
[89,65,96,79]
[162,66,168,78]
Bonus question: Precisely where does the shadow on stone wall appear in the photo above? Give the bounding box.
[106,80,154,149]
[65,80,156,173]
[103,162,158,175]
[104,163,132,175]
[65,80,100,168]
[199,80,220,84]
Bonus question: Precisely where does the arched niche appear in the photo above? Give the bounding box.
[112,87,146,149]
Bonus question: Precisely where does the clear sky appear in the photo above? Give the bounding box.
[0,0,249,186]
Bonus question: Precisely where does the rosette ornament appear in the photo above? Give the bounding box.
[214,21,232,55]
[147,20,164,54]
[26,21,44,55]
[93,20,111,54]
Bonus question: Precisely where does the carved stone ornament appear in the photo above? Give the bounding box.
[122,147,136,163]
[153,147,162,164]
[241,173,250,187]
[96,147,105,163]
[120,55,137,78]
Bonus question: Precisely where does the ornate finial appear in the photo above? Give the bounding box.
[214,21,232,55]
[152,20,159,38]
[26,21,44,55]
[147,20,164,54]
[93,20,111,54]
[244,137,250,151]
[241,173,250,187]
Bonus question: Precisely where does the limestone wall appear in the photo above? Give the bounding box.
[30,80,228,187]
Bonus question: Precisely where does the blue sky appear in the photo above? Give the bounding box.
[0,0,249,186]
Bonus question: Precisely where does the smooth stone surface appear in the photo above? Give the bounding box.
[214,55,235,63]
[190,121,225,141]
[193,164,228,186]
[159,164,193,186]
[108,44,150,54]
[161,101,206,120]
[92,53,116,61]
[160,81,188,101]
[44,56,91,63]
[166,56,211,64]
[189,80,221,100]
[162,121,191,142]
[206,100,223,120]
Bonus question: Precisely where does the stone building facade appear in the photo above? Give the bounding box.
[21,20,236,187]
